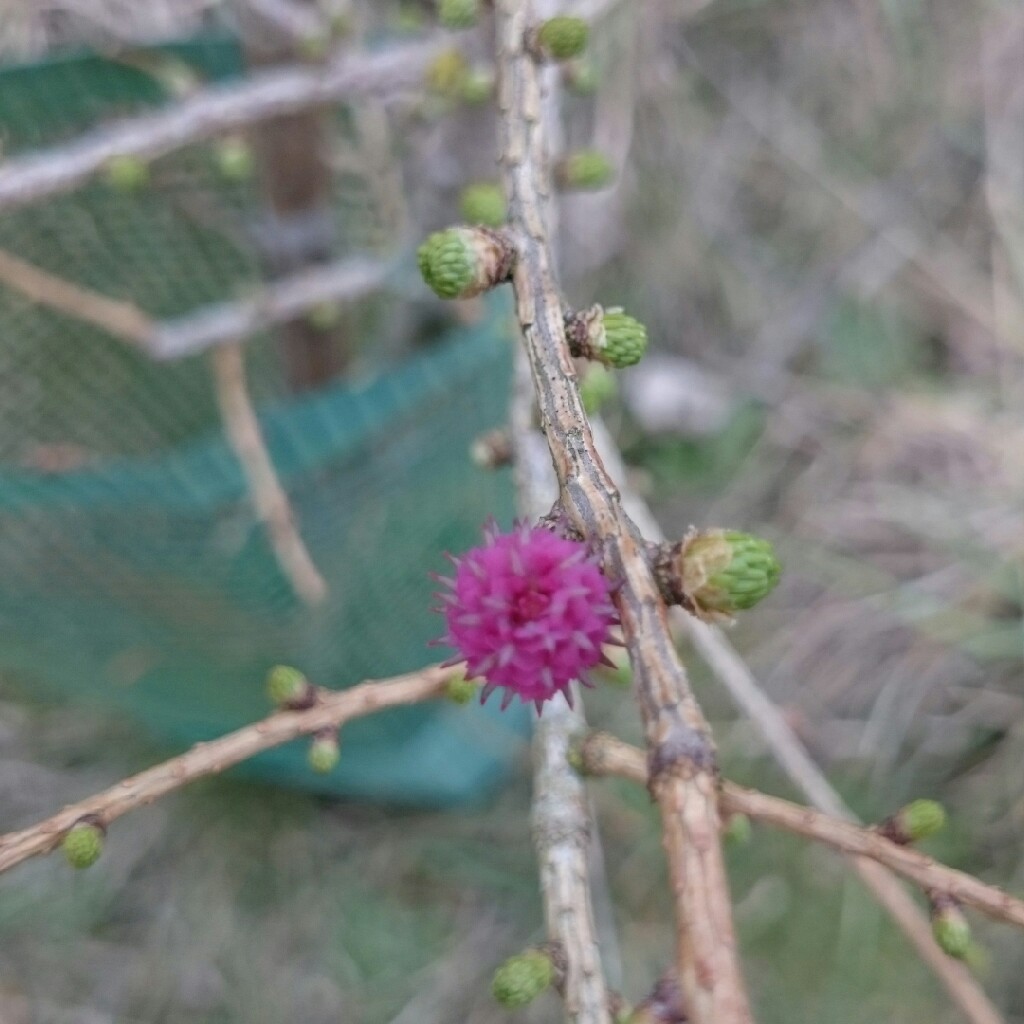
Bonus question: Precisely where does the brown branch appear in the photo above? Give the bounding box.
[151,257,388,359]
[514,303,614,1021]
[581,732,1024,931]
[0,663,459,876]
[508,6,617,1018]
[0,40,443,213]
[592,421,1006,1024]
[495,3,750,1021]
[0,248,153,346]
[0,245,387,359]
[212,341,328,606]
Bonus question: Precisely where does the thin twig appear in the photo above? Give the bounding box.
[495,3,751,1021]
[591,420,1006,1024]
[0,663,459,875]
[680,621,1004,1024]
[0,39,442,213]
[212,341,328,606]
[581,732,1024,931]
[0,246,388,359]
[151,258,389,359]
[0,248,153,346]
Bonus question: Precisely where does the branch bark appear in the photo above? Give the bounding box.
[495,3,751,1021]
[0,663,459,875]
[514,289,614,1023]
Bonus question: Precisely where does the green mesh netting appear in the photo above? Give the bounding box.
[0,39,529,806]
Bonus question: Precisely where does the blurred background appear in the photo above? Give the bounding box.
[0,1,1022,1022]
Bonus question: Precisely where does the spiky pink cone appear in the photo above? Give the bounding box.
[433,523,619,710]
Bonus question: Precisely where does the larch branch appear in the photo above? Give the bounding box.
[0,664,459,876]
[0,40,442,213]
[494,2,751,1020]
[581,732,1024,931]
[593,419,1005,1024]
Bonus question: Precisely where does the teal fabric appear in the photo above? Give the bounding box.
[0,309,528,805]
[0,40,529,805]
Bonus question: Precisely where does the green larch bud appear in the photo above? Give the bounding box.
[931,896,971,959]
[394,5,426,34]
[533,17,589,61]
[879,799,947,845]
[555,150,614,191]
[266,665,316,709]
[459,183,507,228]
[298,31,332,62]
[62,817,105,869]
[579,363,618,414]
[417,226,515,300]
[461,67,495,104]
[438,0,479,29]
[445,675,477,704]
[565,305,648,369]
[492,947,558,1008]
[723,813,752,847]
[654,529,781,622]
[563,59,598,95]
[215,136,255,182]
[104,155,149,193]
[306,301,343,331]
[308,730,341,774]
[426,49,469,97]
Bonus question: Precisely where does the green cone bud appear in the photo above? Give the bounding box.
[439,0,479,29]
[459,183,506,228]
[657,529,781,621]
[566,305,648,369]
[308,731,341,774]
[62,819,104,869]
[461,67,495,104]
[723,813,752,847]
[104,155,149,192]
[492,948,556,1008]
[417,226,514,300]
[330,12,353,38]
[306,301,343,331]
[266,665,315,709]
[535,17,589,61]
[563,59,598,95]
[445,675,477,705]
[215,137,254,182]
[882,799,947,845]
[298,32,331,62]
[579,363,618,414]
[394,5,426,33]
[932,899,971,959]
[556,150,614,191]
[426,49,469,97]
